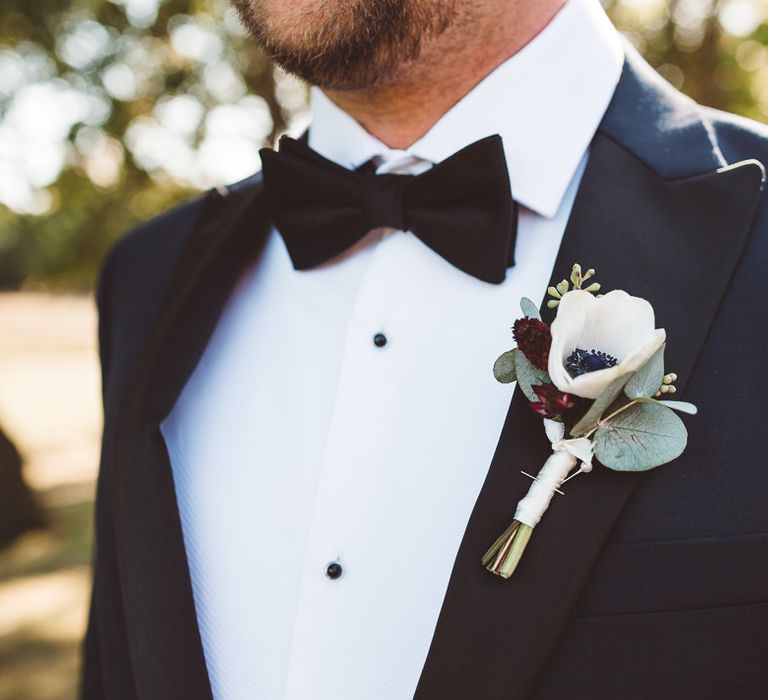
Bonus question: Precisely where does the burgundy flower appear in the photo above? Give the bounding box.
[513,317,551,371]
[529,384,577,419]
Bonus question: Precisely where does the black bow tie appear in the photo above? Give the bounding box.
[259,134,517,284]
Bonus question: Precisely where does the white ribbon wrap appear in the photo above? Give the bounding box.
[513,419,594,528]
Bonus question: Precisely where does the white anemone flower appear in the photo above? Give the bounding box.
[548,289,666,400]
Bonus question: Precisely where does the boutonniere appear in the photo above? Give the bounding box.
[483,264,697,579]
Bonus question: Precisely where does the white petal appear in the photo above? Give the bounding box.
[576,290,657,359]
[548,291,591,363]
[559,363,625,399]
[546,289,665,400]
[616,328,667,373]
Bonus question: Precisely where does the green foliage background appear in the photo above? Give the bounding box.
[1,0,767,291]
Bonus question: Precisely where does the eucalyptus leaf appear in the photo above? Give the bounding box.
[493,349,518,384]
[625,344,665,399]
[570,373,634,438]
[513,349,549,402]
[594,402,687,472]
[635,396,698,415]
[657,400,698,415]
[519,297,541,321]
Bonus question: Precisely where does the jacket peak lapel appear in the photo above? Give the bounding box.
[415,128,763,699]
[109,179,271,699]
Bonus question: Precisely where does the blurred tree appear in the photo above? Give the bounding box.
[0,0,305,290]
[0,0,767,291]
[605,0,767,119]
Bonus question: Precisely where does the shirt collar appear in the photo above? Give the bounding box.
[308,0,624,218]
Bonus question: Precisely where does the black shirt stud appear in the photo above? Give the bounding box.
[325,561,343,580]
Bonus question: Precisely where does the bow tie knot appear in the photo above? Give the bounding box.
[362,172,412,232]
[259,134,517,283]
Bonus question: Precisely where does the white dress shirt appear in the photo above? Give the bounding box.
[161,1,624,698]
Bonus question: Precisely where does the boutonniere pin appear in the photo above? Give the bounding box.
[483,264,697,579]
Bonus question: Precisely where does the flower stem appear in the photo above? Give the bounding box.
[583,399,639,440]
[481,520,520,568]
[482,520,533,579]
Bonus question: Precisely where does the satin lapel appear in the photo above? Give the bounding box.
[414,133,763,700]
[109,180,272,699]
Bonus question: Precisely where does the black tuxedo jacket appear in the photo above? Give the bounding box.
[81,47,768,699]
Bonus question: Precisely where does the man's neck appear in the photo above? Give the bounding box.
[323,0,566,150]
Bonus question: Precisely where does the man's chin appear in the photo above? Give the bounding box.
[230,0,456,90]
[273,50,401,92]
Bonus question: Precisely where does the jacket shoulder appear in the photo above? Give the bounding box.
[101,172,262,300]
[703,107,768,296]
[99,173,262,317]
[96,172,262,399]
[703,106,768,168]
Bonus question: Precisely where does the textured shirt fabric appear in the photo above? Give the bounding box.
[160,1,624,698]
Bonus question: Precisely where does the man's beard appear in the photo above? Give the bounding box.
[229,0,459,90]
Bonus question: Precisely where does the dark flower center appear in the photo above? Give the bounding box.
[565,348,618,378]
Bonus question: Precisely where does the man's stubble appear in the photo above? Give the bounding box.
[229,0,466,90]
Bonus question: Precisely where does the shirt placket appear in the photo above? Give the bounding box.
[282,225,406,699]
